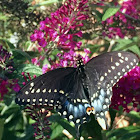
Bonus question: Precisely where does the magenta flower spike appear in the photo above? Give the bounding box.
[30,0,89,49]
[111,66,140,112]
[102,0,140,38]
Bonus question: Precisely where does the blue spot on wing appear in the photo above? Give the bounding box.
[57,100,90,123]
[78,104,86,117]
[63,100,69,106]
[74,106,79,118]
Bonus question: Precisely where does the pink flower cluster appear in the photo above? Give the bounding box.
[0,78,20,100]
[102,0,140,38]
[0,45,20,100]
[30,0,88,49]
[42,48,91,73]
[111,66,140,112]
[30,0,90,73]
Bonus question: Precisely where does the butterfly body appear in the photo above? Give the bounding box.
[16,51,139,132]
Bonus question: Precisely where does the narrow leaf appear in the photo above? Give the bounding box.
[12,49,31,62]
[102,7,120,21]
[17,64,42,76]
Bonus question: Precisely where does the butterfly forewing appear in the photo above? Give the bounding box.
[85,51,139,124]
[16,67,77,105]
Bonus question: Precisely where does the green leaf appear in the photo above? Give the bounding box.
[102,7,120,21]
[25,51,40,58]
[81,115,102,140]
[17,64,42,76]
[113,39,132,51]
[34,0,59,6]
[27,0,59,11]
[1,103,20,125]
[0,13,9,21]
[24,41,32,50]
[0,119,4,140]
[128,45,140,57]
[93,10,103,21]
[125,111,140,125]
[109,108,117,128]
[2,128,17,140]
[16,125,35,140]
[112,38,140,57]
[42,58,51,67]
[12,49,31,62]
[50,123,64,139]
[106,126,140,140]
[49,115,77,138]
[0,38,16,50]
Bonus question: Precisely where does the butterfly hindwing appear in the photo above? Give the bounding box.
[56,100,90,129]
[55,74,91,129]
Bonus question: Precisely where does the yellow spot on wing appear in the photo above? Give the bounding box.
[59,90,64,94]
[48,89,51,93]
[54,89,57,92]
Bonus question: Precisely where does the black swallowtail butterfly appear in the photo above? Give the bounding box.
[15,51,139,132]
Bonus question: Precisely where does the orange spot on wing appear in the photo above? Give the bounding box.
[86,107,94,113]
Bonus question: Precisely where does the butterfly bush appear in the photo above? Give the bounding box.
[30,0,88,49]
[26,105,52,140]
[0,45,14,73]
[25,0,139,139]
[30,0,90,73]
[111,66,140,112]
[42,48,91,73]
[0,45,20,100]
[0,78,20,100]
[102,0,140,38]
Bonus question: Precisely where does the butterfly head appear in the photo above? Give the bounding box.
[77,58,84,68]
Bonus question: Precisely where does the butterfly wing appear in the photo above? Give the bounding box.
[15,67,90,129]
[55,74,91,131]
[16,67,76,106]
[85,51,139,129]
